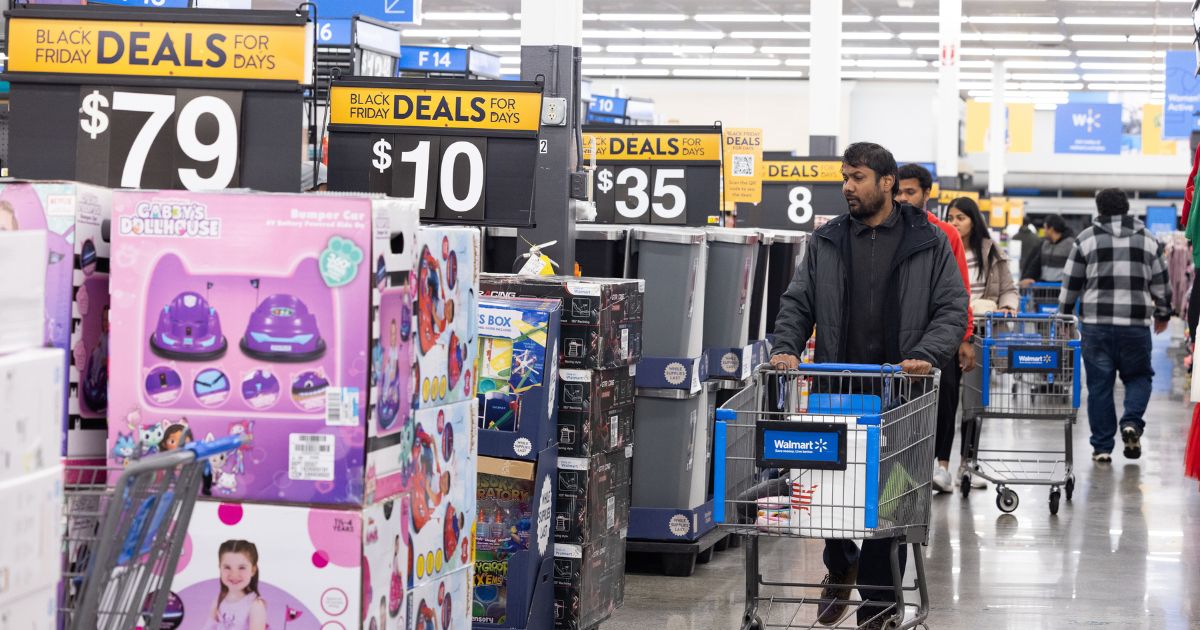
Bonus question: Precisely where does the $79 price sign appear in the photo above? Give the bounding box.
[76,86,243,190]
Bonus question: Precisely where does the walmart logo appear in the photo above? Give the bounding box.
[1072,108,1102,133]
[774,438,830,454]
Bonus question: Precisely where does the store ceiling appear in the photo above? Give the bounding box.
[404,0,1194,102]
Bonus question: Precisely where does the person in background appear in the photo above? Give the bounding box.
[1060,188,1172,464]
[895,164,976,494]
[1021,214,1074,286]
[771,143,967,629]
[1013,216,1043,278]
[946,197,1020,313]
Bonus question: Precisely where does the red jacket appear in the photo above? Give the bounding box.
[1185,143,1200,229]
[928,212,973,342]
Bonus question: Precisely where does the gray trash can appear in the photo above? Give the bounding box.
[632,388,710,511]
[703,228,760,349]
[753,229,808,339]
[628,226,708,359]
[483,226,519,273]
[576,225,629,279]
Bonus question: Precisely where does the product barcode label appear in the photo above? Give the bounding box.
[610,413,619,448]
[289,434,335,481]
[325,387,360,427]
[606,496,616,529]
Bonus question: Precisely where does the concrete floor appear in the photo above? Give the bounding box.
[608,330,1200,630]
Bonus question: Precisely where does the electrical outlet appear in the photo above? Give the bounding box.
[542,97,568,126]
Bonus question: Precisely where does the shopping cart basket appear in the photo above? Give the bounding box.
[60,435,245,630]
[1018,282,1063,315]
[960,313,1080,514]
[714,364,939,630]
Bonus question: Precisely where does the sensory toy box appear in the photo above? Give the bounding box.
[0,349,65,485]
[477,296,562,461]
[0,180,112,460]
[107,191,422,506]
[555,447,632,545]
[414,227,480,410]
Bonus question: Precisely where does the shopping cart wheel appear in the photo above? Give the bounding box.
[1049,489,1061,515]
[740,614,763,630]
[960,474,972,498]
[1065,475,1075,501]
[996,487,1019,513]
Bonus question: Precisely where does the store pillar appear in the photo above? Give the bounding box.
[936,0,962,189]
[808,0,842,156]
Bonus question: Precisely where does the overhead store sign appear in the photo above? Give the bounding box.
[1164,50,1200,139]
[723,128,764,205]
[316,0,420,23]
[735,158,848,232]
[327,78,544,225]
[583,124,723,226]
[4,5,307,192]
[395,46,502,79]
[1054,103,1121,155]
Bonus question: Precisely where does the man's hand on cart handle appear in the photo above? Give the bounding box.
[770,354,800,370]
[900,359,933,375]
[959,341,976,373]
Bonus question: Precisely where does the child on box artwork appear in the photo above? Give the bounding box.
[205,540,267,630]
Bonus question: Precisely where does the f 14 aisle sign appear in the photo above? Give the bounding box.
[735,158,849,231]
[4,4,308,192]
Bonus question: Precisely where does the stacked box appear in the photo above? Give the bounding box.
[0,181,112,461]
[556,367,635,458]
[0,466,63,612]
[0,349,66,484]
[479,274,644,370]
[413,227,480,410]
[0,231,46,356]
[555,448,632,545]
[552,528,627,630]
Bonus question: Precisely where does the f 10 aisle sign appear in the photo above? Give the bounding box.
[735,159,849,231]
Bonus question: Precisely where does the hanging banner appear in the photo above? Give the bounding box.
[984,198,1006,228]
[1008,199,1025,227]
[1054,103,1122,155]
[964,100,1034,154]
[1164,50,1200,139]
[723,128,764,205]
[1142,103,1179,156]
[734,158,847,231]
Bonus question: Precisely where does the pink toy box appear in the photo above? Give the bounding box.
[414,227,480,410]
[0,180,112,461]
[107,191,419,506]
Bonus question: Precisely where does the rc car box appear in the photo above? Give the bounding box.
[413,226,480,410]
[556,404,634,460]
[552,528,627,630]
[556,367,635,418]
[554,447,632,545]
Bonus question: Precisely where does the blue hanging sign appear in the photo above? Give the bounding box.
[589,94,628,118]
[1164,50,1200,139]
[397,46,469,74]
[317,0,419,23]
[1054,103,1122,155]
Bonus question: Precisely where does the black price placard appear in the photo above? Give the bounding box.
[326,78,544,226]
[583,124,722,227]
[735,158,849,231]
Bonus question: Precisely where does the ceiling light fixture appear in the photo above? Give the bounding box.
[641,57,784,66]
[730,31,811,39]
[694,14,783,23]
[595,13,688,22]
[422,12,511,21]
[672,68,806,78]
[761,46,812,55]
[607,44,715,53]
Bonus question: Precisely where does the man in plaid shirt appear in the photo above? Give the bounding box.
[1059,188,1173,464]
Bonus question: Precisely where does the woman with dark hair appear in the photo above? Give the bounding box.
[1020,214,1076,285]
[945,197,1020,313]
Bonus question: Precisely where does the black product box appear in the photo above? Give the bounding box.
[554,447,632,545]
[558,367,636,416]
[553,528,628,630]
[557,404,634,459]
[480,274,644,369]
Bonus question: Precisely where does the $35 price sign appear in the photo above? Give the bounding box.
[76,87,243,190]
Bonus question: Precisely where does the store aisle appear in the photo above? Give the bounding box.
[608,334,1199,629]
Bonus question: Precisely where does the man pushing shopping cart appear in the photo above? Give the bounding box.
[758,142,967,630]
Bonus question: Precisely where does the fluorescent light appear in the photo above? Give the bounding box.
[499,56,520,65]
[585,68,671,77]
[580,57,639,65]
[641,57,783,66]
[1012,82,1084,90]
[584,45,603,53]
[672,69,805,78]
[784,59,811,67]
[959,60,996,68]
[583,29,645,39]
[842,32,896,40]
[878,15,939,23]
[478,30,521,37]
[481,44,520,52]
[966,16,1059,25]
[713,45,758,54]
[1088,83,1159,91]
[958,82,994,90]
[1071,35,1129,42]
[1081,73,1164,82]
[959,72,995,80]
[401,29,482,38]
[901,32,1064,42]
[1129,35,1195,43]
[423,12,510,21]
[848,59,929,68]
[1009,72,1081,81]
[595,13,688,22]
[855,70,939,80]
[644,30,726,40]
[1064,16,1190,26]
[762,46,812,55]
[841,15,874,23]
[730,31,810,39]
[694,14,782,23]
[1004,60,1078,69]
[991,48,1072,57]
[842,46,914,56]
[898,33,939,41]
[607,44,714,53]
[1080,62,1163,70]
[1077,50,1167,58]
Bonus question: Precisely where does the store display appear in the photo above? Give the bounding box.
[479,274,644,370]
[0,466,63,609]
[555,448,633,545]
[0,349,65,484]
[414,226,480,410]
[552,528,627,630]
[632,391,710,511]
[0,231,47,356]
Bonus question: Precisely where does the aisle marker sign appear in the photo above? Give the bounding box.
[723,128,764,205]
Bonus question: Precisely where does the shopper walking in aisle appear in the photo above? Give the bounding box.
[770,143,967,629]
[895,165,976,494]
[1021,214,1075,286]
[1060,188,1172,464]
[1014,216,1043,278]
[946,197,1021,314]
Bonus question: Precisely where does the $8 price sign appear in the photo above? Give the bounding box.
[594,165,688,224]
[76,86,243,190]
[366,134,487,221]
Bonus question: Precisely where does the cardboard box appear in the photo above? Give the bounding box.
[0,349,65,484]
[0,181,112,458]
[170,499,408,630]
[0,585,57,630]
[0,231,47,356]
[477,297,561,460]
[554,448,632,545]
[552,528,627,630]
[479,275,644,370]
[556,404,633,459]
[557,367,635,417]
[414,227,480,410]
[0,466,62,607]
[108,191,422,505]
[406,565,473,630]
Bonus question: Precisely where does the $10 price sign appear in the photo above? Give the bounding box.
[327,78,544,225]
[734,158,848,231]
[583,125,723,226]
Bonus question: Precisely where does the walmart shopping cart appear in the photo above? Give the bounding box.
[960,313,1081,514]
[1019,281,1063,315]
[60,436,244,630]
[714,364,939,630]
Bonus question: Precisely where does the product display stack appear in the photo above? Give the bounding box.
[478,273,644,630]
[104,191,481,629]
[0,230,65,629]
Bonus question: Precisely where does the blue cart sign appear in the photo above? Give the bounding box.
[756,421,847,470]
[1007,346,1062,372]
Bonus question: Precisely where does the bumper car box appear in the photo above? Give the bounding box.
[413,226,480,410]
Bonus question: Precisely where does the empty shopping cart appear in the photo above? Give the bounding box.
[960,313,1081,514]
[714,364,939,630]
[60,436,245,630]
[1019,281,1063,315]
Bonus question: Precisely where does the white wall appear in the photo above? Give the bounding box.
[847,81,939,163]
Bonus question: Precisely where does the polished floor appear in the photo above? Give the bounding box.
[608,328,1200,630]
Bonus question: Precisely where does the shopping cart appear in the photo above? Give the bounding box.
[714,364,939,630]
[960,313,1081,515]
[1018,281,1063,315]
[60,436,245,630]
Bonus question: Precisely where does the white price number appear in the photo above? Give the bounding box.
[417,49,454,69]
[788,186,814,225]
[599,166,686,221]
[401,140,484,215]
[359,50,395,78]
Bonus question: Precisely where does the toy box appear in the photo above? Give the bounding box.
[557,367,635,418]
[555,447,632,545]
[557,404,634,459]
[552,528,627,630]
[108,191,420,505]
[474,452,556,628]
[0,181,112,459]
[478,297,561,460]
[0,231,47,355]
[479,275,644,370]
[406,565,473,630]
[0,466,63,608]
[170,499,406,630]
[0,584,57,630]
[414,226,480,410]
[0,349,65,484]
